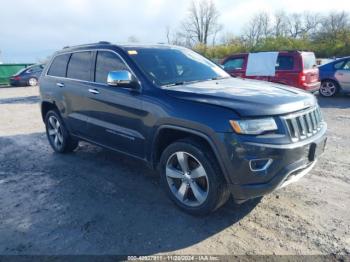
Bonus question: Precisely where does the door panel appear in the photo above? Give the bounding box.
[335,60,350,90]
[62,79,92,137]
[335,70,350,90]
[63,51,94,136]
[84,83,146,158]
[84,50,146,158]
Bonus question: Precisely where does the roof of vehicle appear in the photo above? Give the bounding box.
[59,42,180,53]
[329,56,350,62]
[224,50,314,58]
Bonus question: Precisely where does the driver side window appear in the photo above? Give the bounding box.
[95,51,128,83]
[342,60,350,70]
[223,58,244,70]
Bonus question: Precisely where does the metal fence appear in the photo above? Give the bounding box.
[0,64,33,85]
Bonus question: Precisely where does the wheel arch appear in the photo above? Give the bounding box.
[151,125,231,183]
[321,78,340,87]
[41,101,58,122]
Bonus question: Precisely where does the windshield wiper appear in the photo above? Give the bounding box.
[163,81,185,87]
[211,76,230,80]
[163,77,229,87]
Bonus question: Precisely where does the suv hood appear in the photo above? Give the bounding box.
[163,78,317,117]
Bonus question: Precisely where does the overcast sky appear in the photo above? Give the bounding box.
[0,0,348,62]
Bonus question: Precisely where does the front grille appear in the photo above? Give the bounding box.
[283,107,323,142]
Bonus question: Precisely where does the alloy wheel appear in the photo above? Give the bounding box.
[320,81,336,97]
[47,116,64,150]
[166,151,209,207]
[28,78,38,86]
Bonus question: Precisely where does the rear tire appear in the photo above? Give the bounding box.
[45,110,78,153]
[159,139,230,215]
[28,77,38,87]
[320,80,339,97]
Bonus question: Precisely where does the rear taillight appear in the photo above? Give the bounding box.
[298,71,306,87]
[14,76,21,80]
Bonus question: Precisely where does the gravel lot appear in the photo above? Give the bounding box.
[0,86,349,255]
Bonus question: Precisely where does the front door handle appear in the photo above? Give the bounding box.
[56,82,64,88]
[88,88,100,94]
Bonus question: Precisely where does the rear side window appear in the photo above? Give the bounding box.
[48,54,71,77]
[27,65,43,73]
[223,58,244,70]
[67,51,92,81]
[276,55,294,70]
[302,53,317,70]
[95,51,128,83]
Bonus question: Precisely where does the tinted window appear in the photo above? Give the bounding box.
[27,65,43,73]
[276,56,294,70]
[48,54,71,77]
[67,51,92,81]
[128,48,229,86]
[95,51,128,83]
[223,58,244,70]
[334,61,345,69]
[342,60,350,70]
[301,53,316,70]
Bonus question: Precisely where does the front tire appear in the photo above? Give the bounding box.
[320,80,339,97]
[159,139,230,215]
[45,110,78,153]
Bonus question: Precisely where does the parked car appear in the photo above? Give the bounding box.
[318,56,350,97]
[221,51,320,92]
[10,64,44,86]
[39,43,327,215]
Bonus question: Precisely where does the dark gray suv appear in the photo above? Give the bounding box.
[39,42,327,215]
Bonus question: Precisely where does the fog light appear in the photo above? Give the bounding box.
[249,158,273,172]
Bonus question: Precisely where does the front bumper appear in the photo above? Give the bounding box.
[217,124,327,203]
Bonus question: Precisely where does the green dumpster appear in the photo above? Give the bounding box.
[0,64,34,86]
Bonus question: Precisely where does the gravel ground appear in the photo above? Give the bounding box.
[0,86,349,255]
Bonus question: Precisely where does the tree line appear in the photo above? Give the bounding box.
[166,0,350,59]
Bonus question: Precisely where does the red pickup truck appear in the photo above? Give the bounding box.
[221,51,320,92]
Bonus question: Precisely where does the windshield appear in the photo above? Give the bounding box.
[127,47,230,86]
[302,52,317,70]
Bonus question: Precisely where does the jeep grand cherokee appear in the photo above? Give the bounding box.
[39,42,327,215]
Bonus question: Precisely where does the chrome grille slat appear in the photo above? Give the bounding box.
[283,107,323,142]
[310,111,317,132]
[305,114,313,134]
[297,116,307,138]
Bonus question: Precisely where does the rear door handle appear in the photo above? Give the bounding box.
[88,88,100,94]
[56,82,64,87]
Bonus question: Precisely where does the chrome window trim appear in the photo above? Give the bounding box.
[45,48,140,87]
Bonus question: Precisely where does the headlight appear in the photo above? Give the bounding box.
[229,118,277,135]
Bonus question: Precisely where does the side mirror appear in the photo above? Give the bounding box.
[107,70,138,88]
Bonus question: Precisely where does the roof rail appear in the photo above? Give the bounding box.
[98,41,111,44]
[63,46,70,49]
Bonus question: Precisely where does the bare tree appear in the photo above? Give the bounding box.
[286,12,321,38]
[319,11,350,41]
[242,12,272,47]
[273,11,289,37]
[180,0,222,46]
